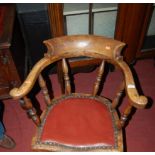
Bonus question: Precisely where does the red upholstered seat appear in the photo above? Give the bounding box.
[40,96,115,147]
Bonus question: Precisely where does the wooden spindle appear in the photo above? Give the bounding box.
[38,74,51,106]
[19,96,41,126]
[62,58,71,94]
[93,60,105,96]
[117,104,133,129]
[112,80,125,109]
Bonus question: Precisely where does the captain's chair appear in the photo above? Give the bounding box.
[10,35,147,151]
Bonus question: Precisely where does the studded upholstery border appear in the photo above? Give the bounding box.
[32,93,123,151]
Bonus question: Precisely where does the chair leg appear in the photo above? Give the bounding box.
[19,96,41,126]
[117,104,133,129]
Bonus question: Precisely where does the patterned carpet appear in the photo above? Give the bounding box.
[0,59,155,152]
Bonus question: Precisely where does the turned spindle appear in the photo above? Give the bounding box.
[112,80,125,109]
[38,74,52,106]
[62,58,71,94]
[93,60,105,96]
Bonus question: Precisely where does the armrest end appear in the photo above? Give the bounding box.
[133,95,148,109]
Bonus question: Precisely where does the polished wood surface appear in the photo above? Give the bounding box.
[20,96,41,126]
[112,80,125,109]
[92,60,105,96]
[115,4,154,63]
[48,4,64,37]
[62,58,71,95]
[10,35,147,151]
[10,35,147,109]
[44,35,125,58]
[117,104,133,129]
[48,3,65,92]
[38,74,52,106]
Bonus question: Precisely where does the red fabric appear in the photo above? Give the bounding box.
[41,97,115,146]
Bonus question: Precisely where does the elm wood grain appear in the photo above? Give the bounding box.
[10,56,54,99]
[92,60,105,96]
[10,35,147,151]
[117,60,147,109]
[38,74,52,106]
[112,80,125,109]
[44,35,147,108]
[62,58,71,95]
[10,35,147,109]
[44,35,125,58]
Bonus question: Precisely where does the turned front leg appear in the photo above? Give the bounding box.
[117,104,133,129]
[19,96,41,126]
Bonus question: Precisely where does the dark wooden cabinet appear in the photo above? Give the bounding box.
[0,4,24,99]
[115,3,155,63]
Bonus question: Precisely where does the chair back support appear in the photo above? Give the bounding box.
[44,35,125,60]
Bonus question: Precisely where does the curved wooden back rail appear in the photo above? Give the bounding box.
[10,35,147,129]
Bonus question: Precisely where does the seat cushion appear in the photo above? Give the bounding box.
[32,94,123,151]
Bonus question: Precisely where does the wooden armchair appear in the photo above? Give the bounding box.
[10,35,147,151]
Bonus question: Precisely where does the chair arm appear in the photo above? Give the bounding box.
[9,57,55,99]
[117,60,148,109]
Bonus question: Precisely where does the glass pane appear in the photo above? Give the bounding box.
[94,11,117,37]
[93,3,117,37]
[65,14,89,35]
[142,4,155,51]
[63,3,118,38]
[64,4,89,35]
